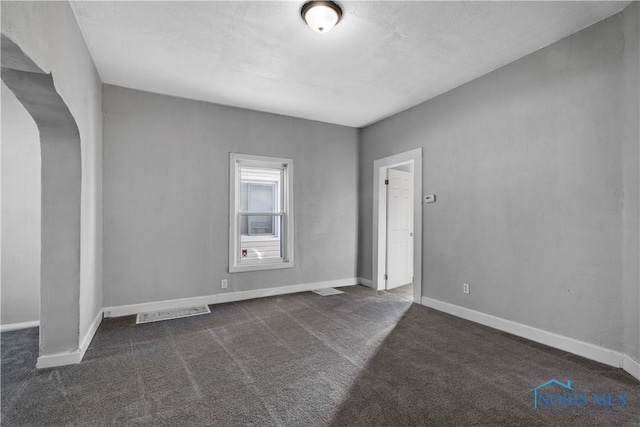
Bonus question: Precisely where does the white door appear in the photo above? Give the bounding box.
[386,168,413,289]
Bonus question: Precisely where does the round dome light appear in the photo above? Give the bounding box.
[301,1,342,33]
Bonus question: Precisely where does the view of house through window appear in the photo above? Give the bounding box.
[240,168,282,260]
[229,153,293,272]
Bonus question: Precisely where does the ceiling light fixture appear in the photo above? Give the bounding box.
[301,1,342,33]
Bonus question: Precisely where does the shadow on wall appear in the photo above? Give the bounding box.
[329,304,640,426]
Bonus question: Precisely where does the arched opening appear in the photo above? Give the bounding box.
[1,34,82,366]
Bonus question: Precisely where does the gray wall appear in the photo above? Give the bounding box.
[359,6,639,355]
[1,82,41,326]
[621,2,640,363]
[2,1,103,352]
[103,86,358,306]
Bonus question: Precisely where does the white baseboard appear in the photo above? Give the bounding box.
[421,297,623,369]
[104,277,360,318]
[623,354,640,381]
[36,349,82,369]
[79,310,102,360]
[358,277,373,288]
[36,310,102,369]
[0,320,39,332]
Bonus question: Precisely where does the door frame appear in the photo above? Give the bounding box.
[372,148,423,302]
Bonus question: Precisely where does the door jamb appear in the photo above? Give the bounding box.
[372,148,422,303]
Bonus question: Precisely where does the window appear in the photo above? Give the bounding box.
[229,153,294,272]
[241,182,277,236]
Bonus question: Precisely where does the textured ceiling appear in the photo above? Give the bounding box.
[70,1,630,127]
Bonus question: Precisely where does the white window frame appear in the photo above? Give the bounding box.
[229,153,294,273]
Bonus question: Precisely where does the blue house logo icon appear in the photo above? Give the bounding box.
[530,379,628,409]
[530,379,575,409]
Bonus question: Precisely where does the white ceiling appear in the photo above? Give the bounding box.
[70,1,630,128]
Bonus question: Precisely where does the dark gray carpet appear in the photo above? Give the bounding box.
[2,285,639,426]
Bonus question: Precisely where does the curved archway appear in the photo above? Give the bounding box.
[1,34,82,365]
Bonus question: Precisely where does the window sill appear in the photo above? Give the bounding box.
[241,235,280,242]
[229,261,294,273]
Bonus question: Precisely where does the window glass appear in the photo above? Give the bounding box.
[230,155,293,272]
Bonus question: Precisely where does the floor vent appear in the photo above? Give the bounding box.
[312,288,344,296]
[136,306,211,324]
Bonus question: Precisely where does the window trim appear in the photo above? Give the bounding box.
[229,153,294,273]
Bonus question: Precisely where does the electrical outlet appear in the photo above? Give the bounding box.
[463,283,470,294]
[221,279,228,289]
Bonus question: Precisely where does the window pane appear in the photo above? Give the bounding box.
[240,215,282,261]
[249,183,275,213]
[240,182,276,234]
[239,167,281,236]
[248,215,274,235]
[240,183,249,234]
[239,167,281,214]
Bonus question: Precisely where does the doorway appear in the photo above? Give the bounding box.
[372,148,423,303]
[2,34,83,367]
